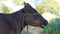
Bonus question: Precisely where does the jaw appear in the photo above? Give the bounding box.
[31,21,47,28]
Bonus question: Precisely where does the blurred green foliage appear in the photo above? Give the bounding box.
[36,4,46,15]
[36,0,60,16]
[42,18,60,34]
[0,3,12,14]
[0,0,24,14]
[13,0,24,5]
[2,4,12,14]
[21,31,31,34]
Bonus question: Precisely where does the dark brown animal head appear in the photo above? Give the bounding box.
[23,3,48,28]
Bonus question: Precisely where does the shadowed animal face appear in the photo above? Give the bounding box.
[23,3,48,28]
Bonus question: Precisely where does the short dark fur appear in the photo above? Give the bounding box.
[0,3,48,34]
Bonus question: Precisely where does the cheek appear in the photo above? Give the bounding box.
[33,20,42,26]
[24,16,34,23]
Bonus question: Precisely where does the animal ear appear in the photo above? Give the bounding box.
[24,2,26,6]
[24,2,26,5]
[24,2,29,7]
[24,2,30,7]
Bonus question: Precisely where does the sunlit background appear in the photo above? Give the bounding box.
[0,0,60,12]
[55,0,60,4]
[0,0,60,13]
[0,0,41,12]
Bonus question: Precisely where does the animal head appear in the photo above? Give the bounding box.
[23,2,48,28]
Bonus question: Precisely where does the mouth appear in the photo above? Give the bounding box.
[42,25,46,27]
[41,25,46,28]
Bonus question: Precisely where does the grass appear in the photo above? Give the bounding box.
[21,31,31,34]
[42,18,60,34]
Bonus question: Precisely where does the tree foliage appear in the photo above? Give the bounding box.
[42,18,60,34]
[36,0,60,16]
[0,3,12,14]
[12,0,24,5]
[0,0,24,14]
